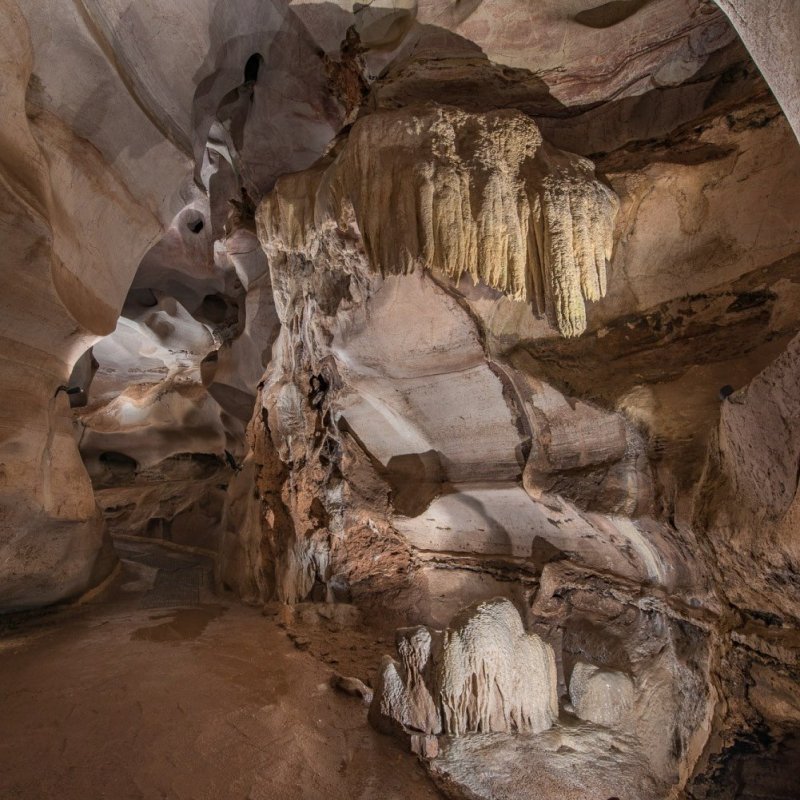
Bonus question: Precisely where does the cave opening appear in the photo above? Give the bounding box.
[244,52,263,84]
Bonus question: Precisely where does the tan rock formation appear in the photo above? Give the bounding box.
[0,0,170,609]
[260,105,618,337]
[3,1,800,798]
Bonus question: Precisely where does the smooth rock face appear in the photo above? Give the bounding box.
[569,661,635,727]
[0,0,166,609]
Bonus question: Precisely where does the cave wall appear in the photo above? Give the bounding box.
[215,5,800,794]
[0,0,182,609]
[714,0,800,141]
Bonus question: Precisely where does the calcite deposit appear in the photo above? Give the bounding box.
[2,1,800,799]
[569,661,634,727]
[260,105,618,336]
[370,599,557,739]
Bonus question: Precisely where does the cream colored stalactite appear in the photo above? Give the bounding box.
[259,105,618,337]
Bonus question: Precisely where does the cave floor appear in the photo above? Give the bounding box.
[0,541,440,800]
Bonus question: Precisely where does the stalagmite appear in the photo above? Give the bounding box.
[438,598,558,736]
[369,626,441,736]
[370,598,558,738]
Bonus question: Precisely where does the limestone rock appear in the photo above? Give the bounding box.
[428,724,669,800]
[331,674,373,705]
[439,598,558,736]
[569,661,635,728]
[410,733,439,761]
[259,105,619,337]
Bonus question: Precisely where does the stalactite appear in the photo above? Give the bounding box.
[258,105,619,337]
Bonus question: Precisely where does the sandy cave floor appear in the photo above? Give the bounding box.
[0,541,440,800]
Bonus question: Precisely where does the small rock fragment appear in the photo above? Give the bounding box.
[331,674,374,705]
[288,632,311,651]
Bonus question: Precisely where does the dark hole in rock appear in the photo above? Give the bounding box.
[67,387,87,408]
[200,293,229,324]
[308,579,327,603]
[328,574,351,603]
[244,53,263,84]
[128,287,158,308]
[146,517,172,540]
[727,289,774,313]
[574,0,652,28]
[701,728,800,799]
[309,373,330,407]
[99,451,138,472]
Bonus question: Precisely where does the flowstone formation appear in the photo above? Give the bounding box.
[568,661,634,727]
[370,598,557,738]
[260,105,619,337]
[439,598,557,736]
